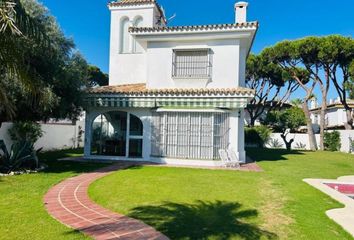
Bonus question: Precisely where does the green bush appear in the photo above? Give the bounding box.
[245,126,272,148]
[324,131,341,152]
[0,140,40,174]
[8,121,43,144]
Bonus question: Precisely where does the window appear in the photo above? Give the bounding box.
[91,112,143,158]
[132,16,143,53]
[151,112,229,160]
[128,114,143,158]
[172,49,212,78]
[120,18,130,53]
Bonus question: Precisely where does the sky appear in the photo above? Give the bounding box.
[40,0,354,100]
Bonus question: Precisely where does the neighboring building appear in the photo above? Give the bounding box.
[83,0,258,166]
[310,99,354,130]
[245,101,292,126]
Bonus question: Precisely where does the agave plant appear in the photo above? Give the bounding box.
[0,140,9,159]
[0,140,39,174]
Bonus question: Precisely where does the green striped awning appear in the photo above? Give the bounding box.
[84,96,249,109]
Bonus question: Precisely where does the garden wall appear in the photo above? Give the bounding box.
[266,131,354,153]
[0,122,85,151]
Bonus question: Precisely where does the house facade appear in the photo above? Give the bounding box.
[310,99,354,130]
[83,0,258,166]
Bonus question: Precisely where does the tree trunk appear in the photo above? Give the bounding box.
[249,117,256,127]
[344,109,354,130]
[303,101,317,151]
[319,91,328,150]
[280,133,294,151]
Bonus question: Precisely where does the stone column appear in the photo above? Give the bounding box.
[229,109,246,163]
[84,110,93,158]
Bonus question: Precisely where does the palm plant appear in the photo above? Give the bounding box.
[0,0,46,120]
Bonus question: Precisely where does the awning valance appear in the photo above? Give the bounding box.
[84,96,249,109]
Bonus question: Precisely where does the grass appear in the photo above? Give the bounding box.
[0,149,108,240]
[89,149,354,240]
[0,149,353,239]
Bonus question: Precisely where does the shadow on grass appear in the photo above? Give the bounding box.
[39,148,110,174]
[128,200,277,240]
[247,148,305,162]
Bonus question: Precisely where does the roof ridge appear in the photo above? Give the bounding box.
[129,21,259,33]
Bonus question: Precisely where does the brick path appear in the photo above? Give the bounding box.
[44,163,169,240]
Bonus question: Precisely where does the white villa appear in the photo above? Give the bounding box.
[310,99,354,130]
[83,0,258,166]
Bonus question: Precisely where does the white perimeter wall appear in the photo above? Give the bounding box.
[266,131,354,153]
[0,122,85,151]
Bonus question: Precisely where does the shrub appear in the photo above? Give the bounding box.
[269,139,284,148]
[0,140,40,174]
[295,142,307,150]
[245,128,261,147]
[255,125,272,146]
[245,126,272,148]
[8,121,43,144]
[324,131,341,152]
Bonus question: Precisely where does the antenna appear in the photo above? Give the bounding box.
[167,14,177,24]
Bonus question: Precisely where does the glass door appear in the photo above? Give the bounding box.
[128,114,143,158]
[91,111,127,157]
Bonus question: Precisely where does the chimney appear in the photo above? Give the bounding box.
[235,1,249,24]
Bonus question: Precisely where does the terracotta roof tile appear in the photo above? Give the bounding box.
[87,83,255,96]
[129,22,259,33]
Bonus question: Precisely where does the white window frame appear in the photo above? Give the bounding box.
[126,113,144,158]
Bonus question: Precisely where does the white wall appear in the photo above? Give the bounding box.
[108,4,250,90]
[109,3,167,86]
[146,39,242,89]
[109,5,157,85]
[266,131,354,153]
[0,122,85,151]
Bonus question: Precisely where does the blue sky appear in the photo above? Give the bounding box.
[41,0,353,99]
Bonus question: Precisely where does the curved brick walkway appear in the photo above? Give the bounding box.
[44,163,168,240]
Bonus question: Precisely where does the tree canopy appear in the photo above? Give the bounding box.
[348,60,354,99]
[0,0,107,124]
[259,35,354,151]
[88,65,109,87]
[264,107,306,150]
[245,54,299,126]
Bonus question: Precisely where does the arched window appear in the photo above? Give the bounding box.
[91,111,143,158]
[132,16,143,53]
[120,17,130,53]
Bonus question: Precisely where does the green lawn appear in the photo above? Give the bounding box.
[0,149,108,240]
[89,150,354,240]
[0,149,353,239]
